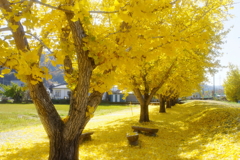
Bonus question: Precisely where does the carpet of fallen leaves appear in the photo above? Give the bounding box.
[0,100,240,160]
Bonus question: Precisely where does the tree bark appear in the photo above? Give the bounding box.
[48,133,81,160]
[166,100,171,108]
[133,88,151,122]
[172,97,177,106]
[159,94,166,113]
[139,102,150,122]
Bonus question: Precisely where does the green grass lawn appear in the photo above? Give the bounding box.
[0,103,136,132]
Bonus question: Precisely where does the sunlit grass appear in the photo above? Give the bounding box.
[0,103,134,132]
[0,100,240,159]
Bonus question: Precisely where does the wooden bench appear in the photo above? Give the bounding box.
[79,132,94,144]
[126,133,139,146]
[132,126,158,136]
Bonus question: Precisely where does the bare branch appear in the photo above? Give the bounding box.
[25,32,53,53]
[2,0,120,15]
[16,0,119,14]
[32,0,72,12]
[0,27,11,32]
[104,31,128,38]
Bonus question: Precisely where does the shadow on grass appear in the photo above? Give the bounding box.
[1,141,49,160]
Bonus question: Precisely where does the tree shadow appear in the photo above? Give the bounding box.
[1,141,49,160]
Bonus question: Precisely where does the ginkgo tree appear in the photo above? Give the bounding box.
[0,0,234,159]
[112,0,233,122]
[157,50,211,113]
[0,0,118,160]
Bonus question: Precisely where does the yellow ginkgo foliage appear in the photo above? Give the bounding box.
[0,0,234,159]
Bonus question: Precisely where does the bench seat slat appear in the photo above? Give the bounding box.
[132,126,158,136]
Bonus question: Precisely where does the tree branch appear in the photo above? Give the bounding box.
[133,88,144,105]
[25,32,53,53]
[34,0,73,12]
[12,0,119,14]
[148,60,177,101]
[0,27,11,32]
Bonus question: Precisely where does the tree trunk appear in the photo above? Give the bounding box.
[133,88,151,122]
[172,97,177,106]
[48,134,81,160]
[159,94,166,113]
[166,100,171,108]
[139,102,149,122]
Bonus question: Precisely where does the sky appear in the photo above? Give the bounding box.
[207,0,240,86]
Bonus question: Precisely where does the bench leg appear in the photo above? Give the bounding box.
[79,135,92,144]
[128,140,139,146]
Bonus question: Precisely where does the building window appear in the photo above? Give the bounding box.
[55,90,61,98]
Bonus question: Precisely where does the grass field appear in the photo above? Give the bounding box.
[0,100,240,160]
[0,103,135,132]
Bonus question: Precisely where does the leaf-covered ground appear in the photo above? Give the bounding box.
[0,100,240,160]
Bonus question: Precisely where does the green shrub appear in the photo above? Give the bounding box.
[51,99,70,104]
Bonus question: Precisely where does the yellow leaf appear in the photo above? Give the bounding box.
[90,113,94,118]
[9,24,19,32]
[86,111,90,117]
[14,16,21,22]
[1,69,11,74]
[31,80,38,85]
[62,116,69,123]
[87,105,95,113]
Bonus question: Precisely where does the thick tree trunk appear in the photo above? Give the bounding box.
[159,94,166,113]
[48,134,81,160]
[139,102,150,122]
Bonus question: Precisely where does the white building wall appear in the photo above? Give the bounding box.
[113,94,115,102]
[63,89,70,98]
[53,88,70,99]
[117,94,120,102]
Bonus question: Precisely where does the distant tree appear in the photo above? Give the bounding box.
[223,64,240,102]
[0,82,24,103]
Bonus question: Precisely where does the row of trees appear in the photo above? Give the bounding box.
[0,0,233,159]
